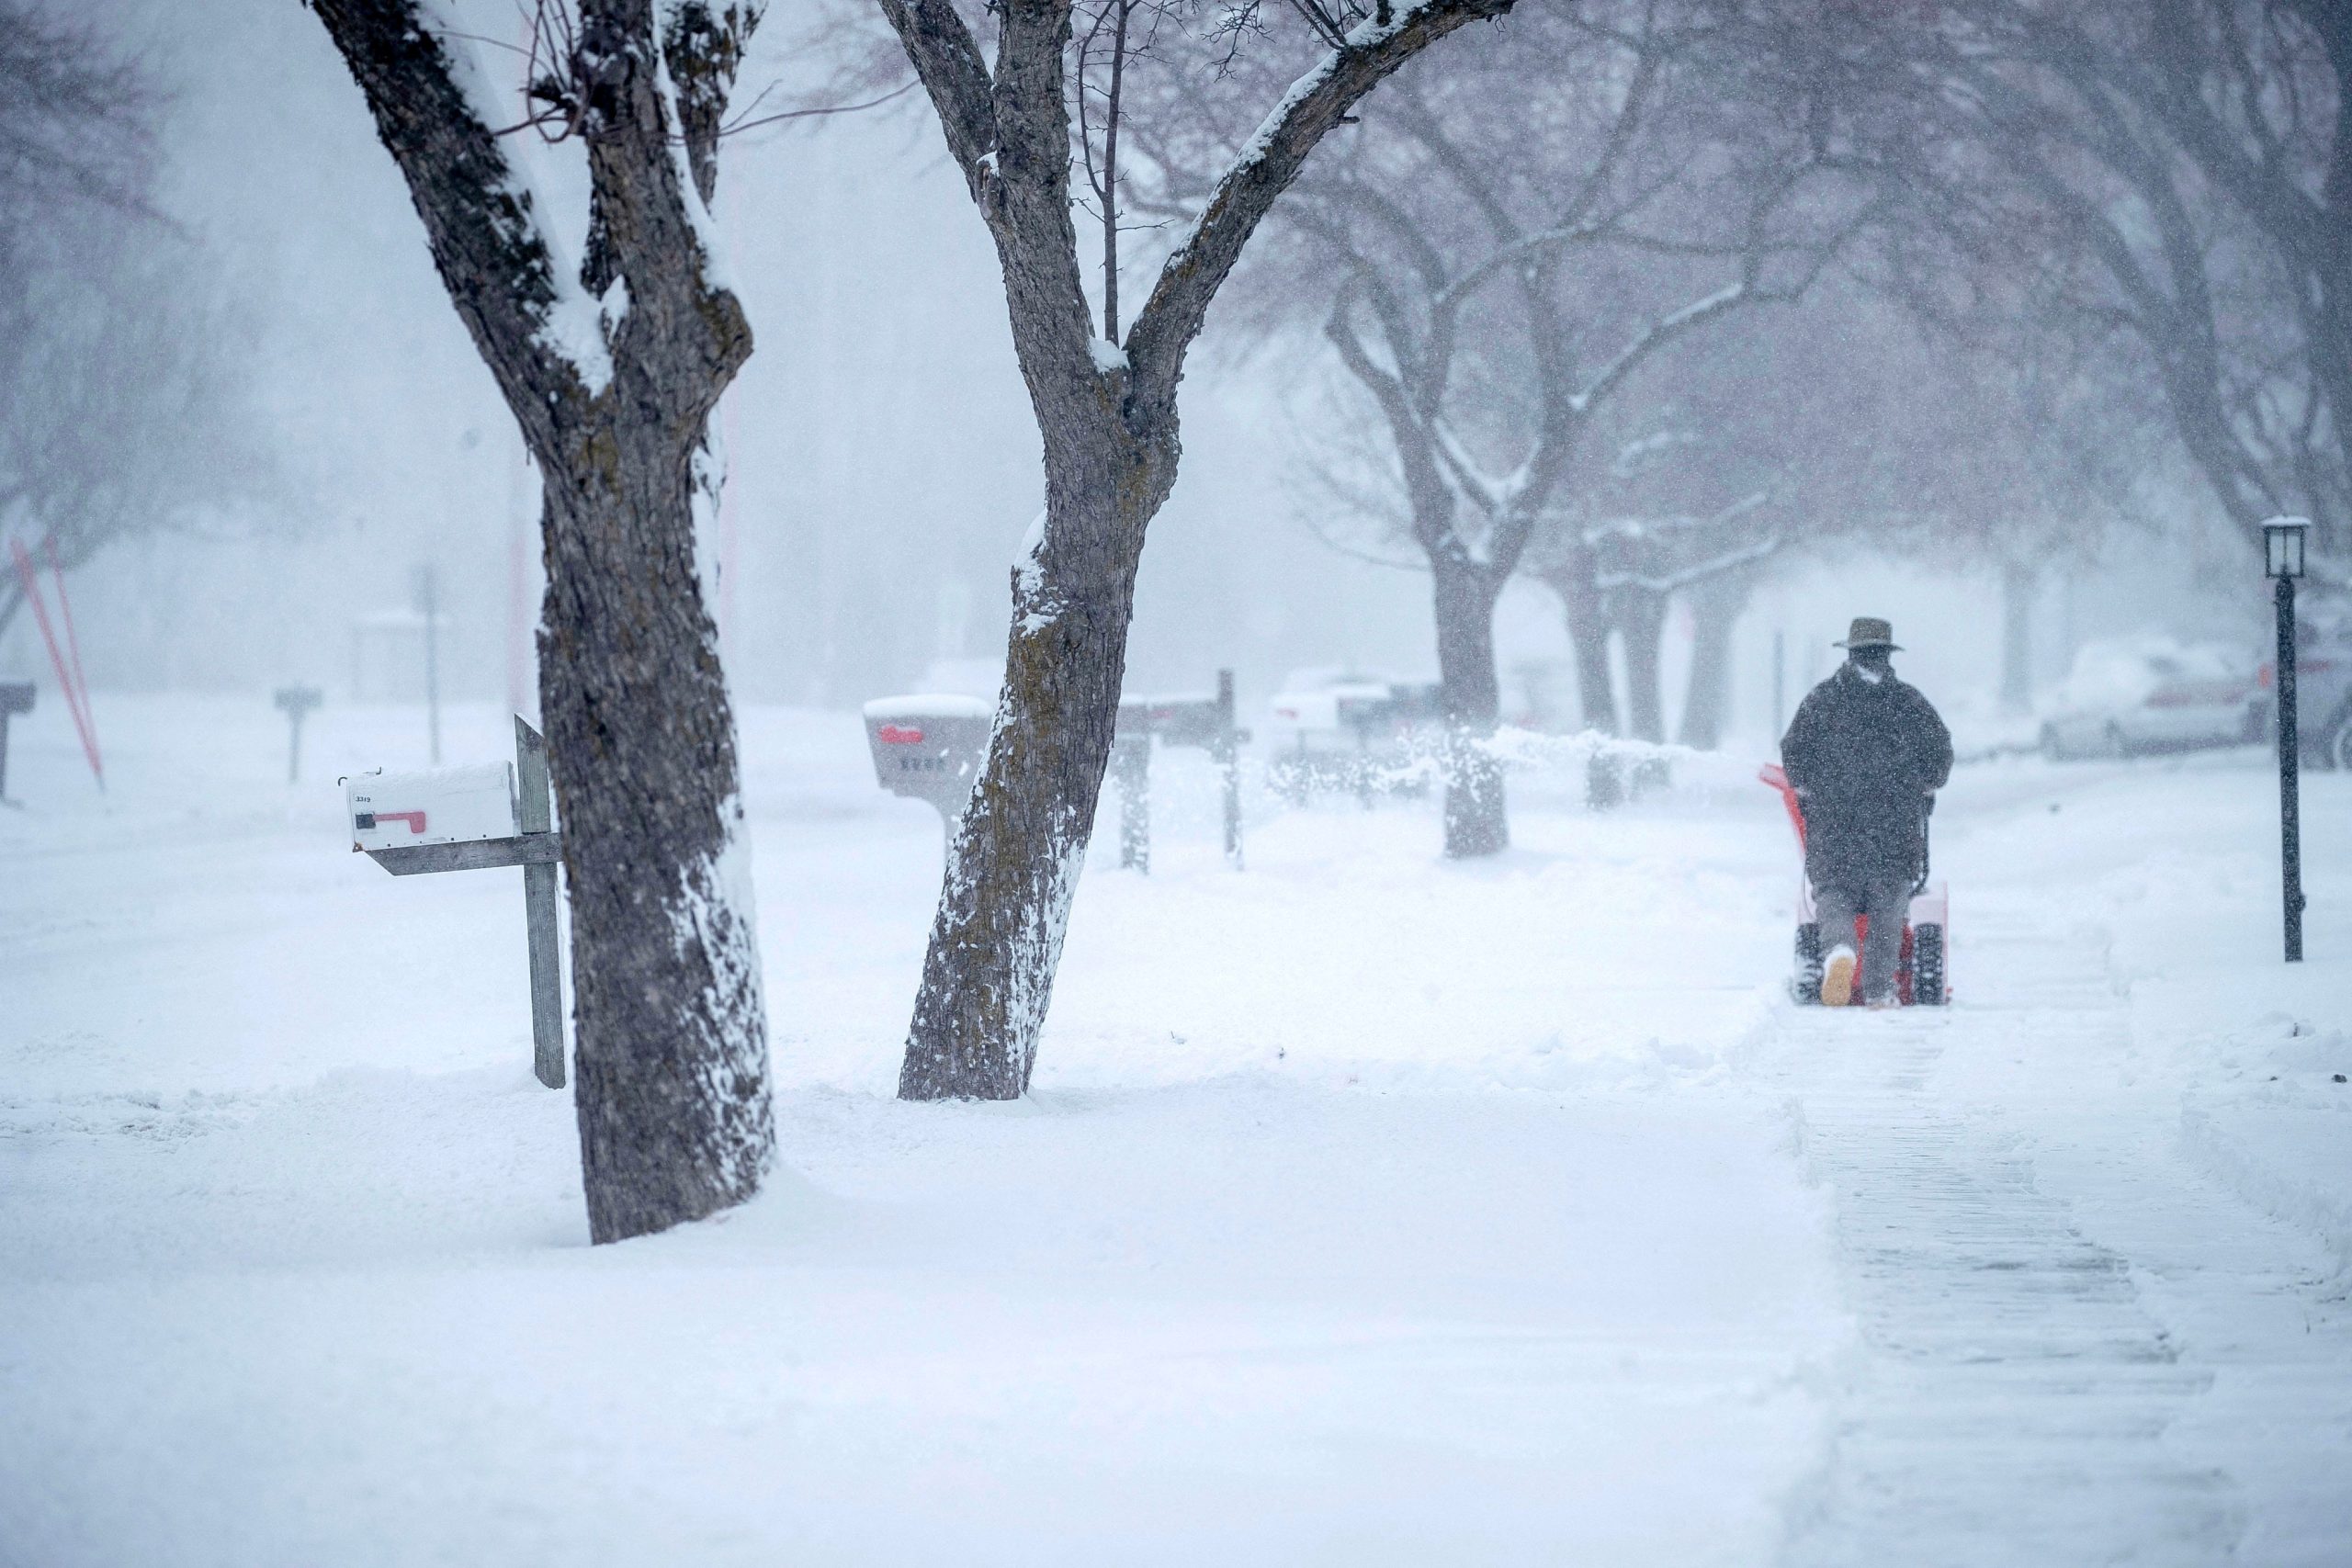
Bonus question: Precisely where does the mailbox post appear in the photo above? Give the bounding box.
[1108,669,1248,872]
[1216,669,1243,868]
[0,681,30,804]
[1110,716,1151,872]
[865,679,1246,874]
[345,716,567,1088]
[274,684,322,784]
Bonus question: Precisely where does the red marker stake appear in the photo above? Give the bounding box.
[8,537,102,788]
[44,536,99,778]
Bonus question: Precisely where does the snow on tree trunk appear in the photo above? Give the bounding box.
[540,439,772,1242]
[900,457,1160,1100]
[1676,574,1746,750]
[1430,554,1508,856]
[1544,558,1618,737]
[1619,591,1667,744]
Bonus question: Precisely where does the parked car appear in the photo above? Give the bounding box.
[2039,637,2264,761]
[2263,592,2352,770]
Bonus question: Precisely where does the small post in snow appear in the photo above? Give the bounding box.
[514,716,564,1087]
[1216,668,1243,870]
[0,681,30,804]
[275,684,322,784]
[1110,680,1250,872]
[1112,715,1150,874]
[2263,517,2308,963]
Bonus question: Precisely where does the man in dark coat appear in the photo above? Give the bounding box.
[1781,616,1953,1006]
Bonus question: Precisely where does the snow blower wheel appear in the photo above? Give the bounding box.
[1792,921,1825,1005]
[1911,923,1947,1006]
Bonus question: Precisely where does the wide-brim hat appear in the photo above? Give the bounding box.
[1834,616,1902,650]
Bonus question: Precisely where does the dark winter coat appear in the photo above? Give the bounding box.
[1780,662,1954,893]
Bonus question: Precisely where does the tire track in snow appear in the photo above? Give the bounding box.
[1769,919,2241,1566]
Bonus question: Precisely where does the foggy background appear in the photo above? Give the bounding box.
[0,0,2260,755]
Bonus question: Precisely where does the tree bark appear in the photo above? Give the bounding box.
[1541,557,1619,736]
[1318,282,1512,856]
[1675,574,1745,750]
[1431,551,1508,854]
[313,0,774,1241]
[538,422,771,1243]
[899,422,1170,1100]
[1618,589,1667,743]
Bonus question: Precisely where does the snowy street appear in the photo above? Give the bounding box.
[2,698,2346,1563]
[6,0,2349,1560]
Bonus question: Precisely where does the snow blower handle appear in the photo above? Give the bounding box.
[1758,762,1807,850]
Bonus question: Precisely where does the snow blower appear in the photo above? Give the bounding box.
[1759,762,1949,1006]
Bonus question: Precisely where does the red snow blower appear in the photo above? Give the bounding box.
[1758,763,1949,1006]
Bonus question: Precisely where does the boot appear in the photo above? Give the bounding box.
[1820,945,1857,1008]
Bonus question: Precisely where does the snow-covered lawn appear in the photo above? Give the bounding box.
[2,695,2346,1563]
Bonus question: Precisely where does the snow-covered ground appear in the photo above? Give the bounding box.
[1,694,2346,1564]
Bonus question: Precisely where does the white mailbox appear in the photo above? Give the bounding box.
[345,762,517,852]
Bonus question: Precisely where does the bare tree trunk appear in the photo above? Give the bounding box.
[1543,558,1618,736]
[900,433,1168,1100]
[314,0,773,1241]
[1619,590,1666,743]
[1431,553,1507,855]
[883,0,1519,1100]
[2000,556,2035,714]
[1675,575,1746,750]
[539,431,769,1241]
[1317,288,1516,857]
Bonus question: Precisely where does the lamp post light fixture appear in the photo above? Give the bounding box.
[2266,515,2309,579]
[2264,515,2309,962]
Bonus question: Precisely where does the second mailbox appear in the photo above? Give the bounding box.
[861,695,995,823]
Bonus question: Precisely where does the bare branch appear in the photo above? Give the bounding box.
[1126,0,1516,399]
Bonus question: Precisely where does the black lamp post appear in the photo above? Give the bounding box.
[2265,515,2309,962]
